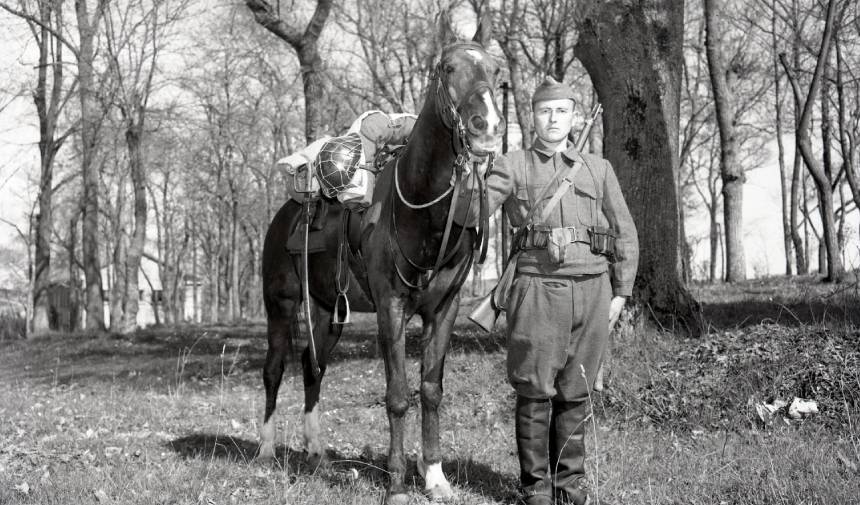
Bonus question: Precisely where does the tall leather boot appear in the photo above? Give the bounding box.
[515,395,553,505]
[549,399,590,505]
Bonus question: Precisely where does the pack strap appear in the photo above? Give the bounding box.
[539,150,586,223]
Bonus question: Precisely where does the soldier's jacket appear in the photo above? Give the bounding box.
[485,139,639,297]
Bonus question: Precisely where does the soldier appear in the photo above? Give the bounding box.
[484,77,639,505]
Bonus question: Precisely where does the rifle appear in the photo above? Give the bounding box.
[468,103,603,332]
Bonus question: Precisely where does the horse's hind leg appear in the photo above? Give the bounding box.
[417,294,459,501]
[259,298,298,460]
[302,299,343,468]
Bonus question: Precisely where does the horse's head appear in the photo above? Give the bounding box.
[433,41,505,156]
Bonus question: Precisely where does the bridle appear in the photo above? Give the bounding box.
[389,44,496,290]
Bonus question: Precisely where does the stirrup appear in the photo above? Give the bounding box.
[332,292,351,325]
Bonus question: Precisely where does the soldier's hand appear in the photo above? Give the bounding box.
[608,295,626,331]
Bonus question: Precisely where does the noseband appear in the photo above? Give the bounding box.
[389,45,496,290]
[431,55,493,160]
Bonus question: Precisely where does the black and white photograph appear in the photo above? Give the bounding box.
[0,0,858,504]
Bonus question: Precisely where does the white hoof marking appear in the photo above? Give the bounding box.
[258,417,275,459]
[422,461,454,501]
[304,405,322,459]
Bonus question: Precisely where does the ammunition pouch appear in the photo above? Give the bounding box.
[515,224,616,262]
[518,224,551,250]
[588,226,617,259]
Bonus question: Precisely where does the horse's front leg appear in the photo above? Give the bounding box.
[377,294,411,505]
[417,292,459,502]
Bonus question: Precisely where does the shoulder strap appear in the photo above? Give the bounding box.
[522,151,576,225]
[537,150,586,223]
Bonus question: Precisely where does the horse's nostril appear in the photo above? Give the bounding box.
[469,115,488,132]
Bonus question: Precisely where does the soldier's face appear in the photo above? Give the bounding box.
[533,99,575,145]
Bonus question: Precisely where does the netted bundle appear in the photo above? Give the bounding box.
[313,133,363,198]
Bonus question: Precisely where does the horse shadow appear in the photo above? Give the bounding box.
[167,432,518,502]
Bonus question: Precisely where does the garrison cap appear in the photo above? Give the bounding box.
[531,76,576,106]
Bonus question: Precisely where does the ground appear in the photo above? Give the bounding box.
[1,275,859,504]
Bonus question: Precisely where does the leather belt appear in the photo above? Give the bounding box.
[520,225,591,250]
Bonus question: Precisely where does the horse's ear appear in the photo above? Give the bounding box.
[437,9,458,46]
[472,15,493,47]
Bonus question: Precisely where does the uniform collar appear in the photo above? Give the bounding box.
[531,137,581,162]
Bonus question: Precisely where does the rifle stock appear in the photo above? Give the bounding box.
[467,103,603,332]
[468,292,498,333]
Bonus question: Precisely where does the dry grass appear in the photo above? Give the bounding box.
[0,276,858,504]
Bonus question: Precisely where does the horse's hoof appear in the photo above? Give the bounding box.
[418,459,454,502]
[306,450,326,471]
[384,492,411,505]
[425,482,455,502]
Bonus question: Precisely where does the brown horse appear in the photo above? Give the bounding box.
[258,36,504,504]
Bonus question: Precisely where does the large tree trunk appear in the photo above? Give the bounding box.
[780,0,844,283]
[576,0,700,331]
[704,0,745,282]
[76,0,105,331]
[246,0,332,143]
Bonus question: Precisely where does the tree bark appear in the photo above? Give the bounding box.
[246,0,332,143]
[76,0,106,331]
[704,0,745,282]
[779,0,844,282]
[122,121,146,332]
[575,0,701,331]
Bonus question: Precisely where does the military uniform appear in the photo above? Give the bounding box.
[484,85,638,504]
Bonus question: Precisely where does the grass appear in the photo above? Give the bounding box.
[0,275,859,504]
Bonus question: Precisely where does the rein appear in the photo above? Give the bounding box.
[387,58,496,289]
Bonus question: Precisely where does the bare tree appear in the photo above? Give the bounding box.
[0,0,78,334]
[246,0,332,142]
[780,0,844,282]
[705,0,746,282]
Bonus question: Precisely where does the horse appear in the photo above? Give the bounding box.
[258,34,504,504]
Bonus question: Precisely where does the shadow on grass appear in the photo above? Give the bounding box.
[167,432,517,502]
[701,299,860,329]
[2,318,506,389]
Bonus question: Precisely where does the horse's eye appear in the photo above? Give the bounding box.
[444,64,455,74]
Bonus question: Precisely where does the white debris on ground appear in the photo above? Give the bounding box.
[755,397,818,424]
[787,397,819,419]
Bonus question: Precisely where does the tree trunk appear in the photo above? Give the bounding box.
[246,0,332,143]
[709,206,718,283]
[704,0,745,282]
[31,0,65,334]
[576,0,700,331]
[835,29,860,238]
[779,0,843,282]
[76,0,105,331]
[108,230,126,331]
[122,122,146,332]
[771,0,793,276]
[790,145,807,273]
